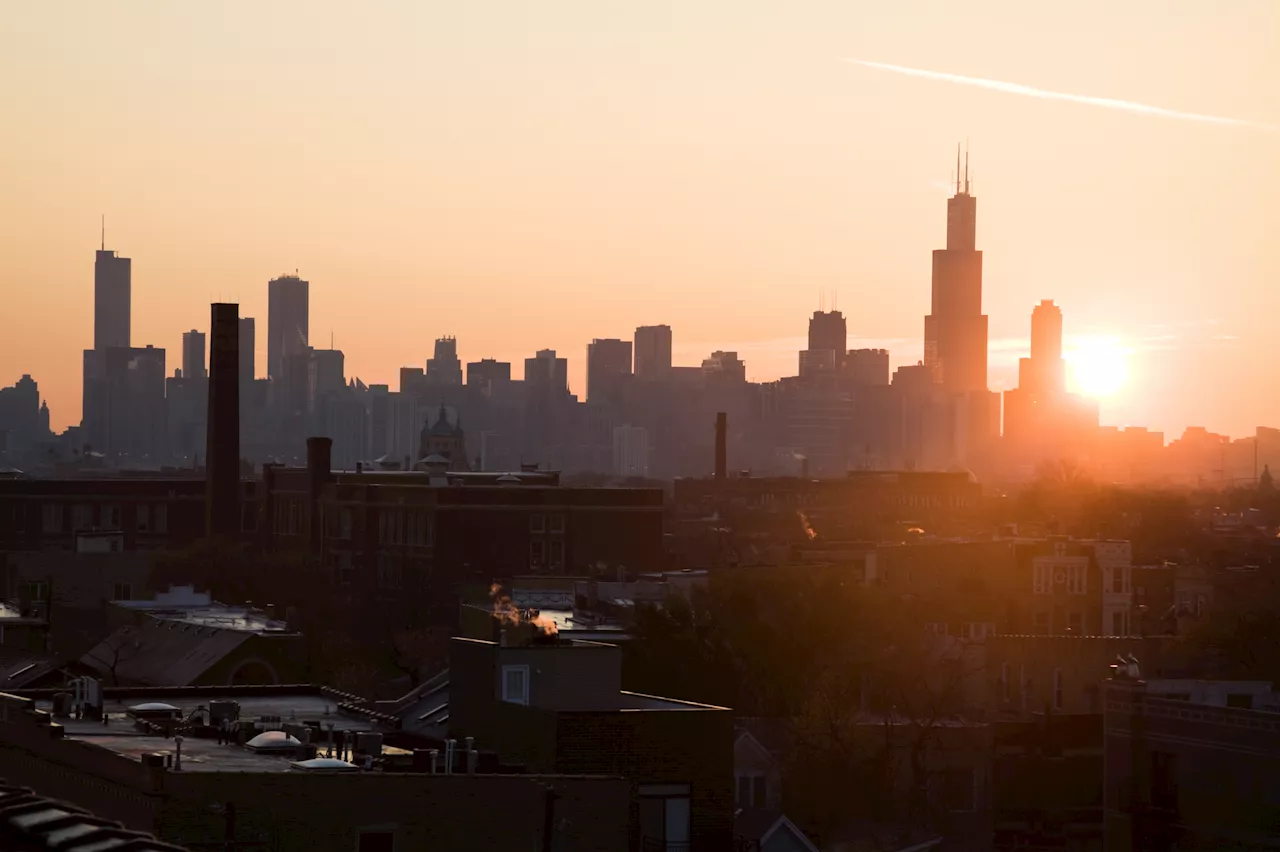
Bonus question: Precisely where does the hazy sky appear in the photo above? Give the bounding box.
[2,1,1277,438]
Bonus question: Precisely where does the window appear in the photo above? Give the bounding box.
[103,504,121,529]
[26,581,47,602]
[1033,563,1051,594]
[735,774,767,809]
[1135,584,1146,603]
[529,540,545,568]
[112,583,132,601]
[639,785,691,852]
[529,513,546,533]
[1112,569,1125,594]
[1067,565,1087,595]
[1053,668,1064,711]
[925,622,948,636]
[41,503,62,533]
[1000,663,1009,702]
[339,508,353,540]
[501,664,529,705]
[549,540,564,569]
[549,513,565,534]
[1068,612,1083,634]
[357,831,395,852]
[72,504,93,531]
[1112,611,1125,636]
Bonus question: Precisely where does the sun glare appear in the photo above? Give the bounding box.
[1067,337,1129,398]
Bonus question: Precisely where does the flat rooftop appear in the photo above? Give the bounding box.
[38,691,380,774]
[117,587,291,634]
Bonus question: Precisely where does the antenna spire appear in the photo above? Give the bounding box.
[955,143,961,195]
[964,139,970,195]
[100,215,105,251]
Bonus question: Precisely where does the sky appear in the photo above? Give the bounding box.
[1,1,1277,439]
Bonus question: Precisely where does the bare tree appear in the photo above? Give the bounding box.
[86,625,142,686]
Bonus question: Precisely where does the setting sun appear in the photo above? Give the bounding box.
[1067,336,1130,398]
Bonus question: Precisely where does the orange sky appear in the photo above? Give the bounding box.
[2,1,1277,439]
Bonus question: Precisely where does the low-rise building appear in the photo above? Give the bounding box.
[1104,667,1280,850]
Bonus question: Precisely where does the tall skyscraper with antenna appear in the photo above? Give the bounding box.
[924,144,988,393]
[93,219,131,351]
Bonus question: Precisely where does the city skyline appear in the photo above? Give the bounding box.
[2,1,1277,439]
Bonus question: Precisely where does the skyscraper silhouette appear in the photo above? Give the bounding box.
[587,339,632,404]
[182,330,207,380]
[634,325,673,379]
[924,146,988,393]
[93,243,131,351]
[238,317,255,385]
[267,275,309,381]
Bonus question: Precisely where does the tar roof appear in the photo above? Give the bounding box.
[40,691,380,774]
[80,622,254,687]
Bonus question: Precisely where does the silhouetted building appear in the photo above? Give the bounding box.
[238,317,255,384]
[701,351,746,384]
[99,346,167,462]
[634,325,673,379]
[417,404,469,470]
[586,339,632,404]
[466,358,511,396]
[307,349,345,414]
[924,150,987,394]
[800,310,848,378]
[181,330,206,380]
[844,348,890,387]
[0,376,46,455]
[426,336,463,386]
[93,246,131,351]
[400,366,427,397]
[612,424,650,478]
[525,349,569,400]
[267,274,309,381]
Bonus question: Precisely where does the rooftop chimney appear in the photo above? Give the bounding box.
[206,303,241,538]
[714,412,727,482]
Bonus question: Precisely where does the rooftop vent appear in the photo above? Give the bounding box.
[289,757,359,772]
[245,731,301,753]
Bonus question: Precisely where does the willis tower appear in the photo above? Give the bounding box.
[924,146,987,392]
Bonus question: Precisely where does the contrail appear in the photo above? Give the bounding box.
[844,59,1278,132]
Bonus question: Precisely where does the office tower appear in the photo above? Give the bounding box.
[525,350,569,399]
[701,351,746,383]
[182,330,207,380]
[267,274,309,381]
[103,346,167,461]
[634,325,673,379]
[845,349,890,387]
[238,318,255,384]
[613,425,651,478]
[467,358,512,397]
[426,336,463,386]
[924,147,988,393]
[0,375,44,451]
[400,367,427,397]
[807,310,847,359]
[94,242,131,351]
[206,304,240,538]
[308,349,345,413]
[1023,299,1065,395]
[586,339,632,404]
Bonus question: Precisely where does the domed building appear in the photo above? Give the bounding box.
[417,403,470,471]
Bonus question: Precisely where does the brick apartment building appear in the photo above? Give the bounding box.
[262,439,665,622]
[1104,669,1280,850]
[0,477,260,554]
[444,629,734,851]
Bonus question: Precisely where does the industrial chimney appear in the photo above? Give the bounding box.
[206,303,241,538]
[306,436,332,553]
[714,412,727,482]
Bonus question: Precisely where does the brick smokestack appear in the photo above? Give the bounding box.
[206,303,241,538]
[714,412,727,482]
[306,436,332,553]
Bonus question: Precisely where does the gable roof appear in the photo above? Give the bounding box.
[734,809,820,852]
[80,621,253,686]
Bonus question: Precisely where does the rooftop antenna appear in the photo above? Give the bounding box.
[964,139,970,195]
[100,215,105,251]
[955,143,961,195]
